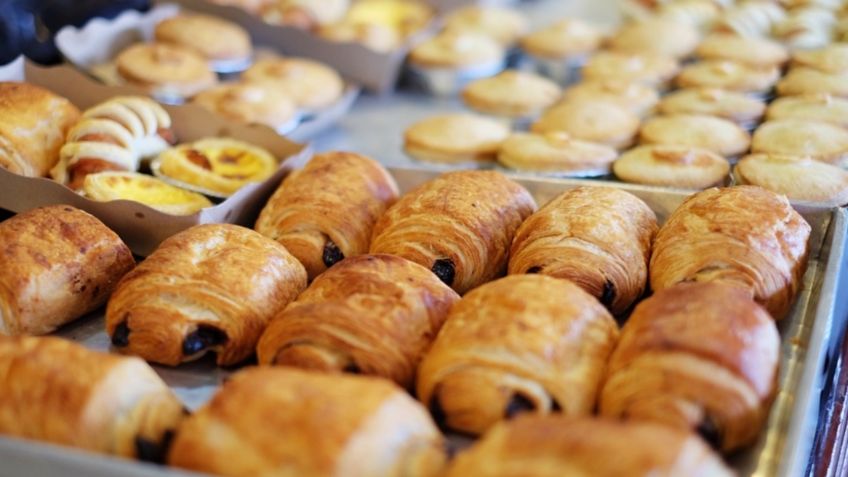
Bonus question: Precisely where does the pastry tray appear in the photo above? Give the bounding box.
[0,167,845,477]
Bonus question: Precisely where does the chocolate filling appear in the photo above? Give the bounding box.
[526,266,542,274]
[696,414,722,449]
[600,279,617,308]
[182,326,228,356]
[551,399,562,412]
[111,321,131,347]
[431,259,456,286]
[429,396,447,428]
[504,393,536,418]
[343,362,361,374]
[322,240,345,268]
[134,429,175,464]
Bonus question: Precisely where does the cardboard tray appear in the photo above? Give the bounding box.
[0,60,311,256]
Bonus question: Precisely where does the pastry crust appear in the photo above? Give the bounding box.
[695,33,788,68]
[608,17,700,59]
[444,415,733,477]
[242,57,344,110]
[115,43,217,98]
[417,275,618,435]
[443,5,528,46]
[649,186,811,319]
[676,60,780,93]
[257,254,459,388]
[561,80,659,117]
[509,186,657,314]
[370,170,537,294]
[82,171,213,215]
[105,224,307,366]
[497,131,618,175]
[0,205,135,336]
[261,0,350,29]
[531,99,640,150]
[751,119,848,164]
[776,67,848,98]
[168,367,446,477]
[658,88,765,127]
[520,18,604,59]
[639,114,751,158]
[600,282,780,452]
[403,113,511,164]
[766,94,848,129]
[792,44,848,73]
[461,70,560,118]
[155,14,252,62]
[581,51,680,87]
[409,31,505,68]
[735,153,848,206]
[613,144,730,189]
[0,82,80,177]
[192,81,297,132]
[254,151,399,280]
[0,336,185,460]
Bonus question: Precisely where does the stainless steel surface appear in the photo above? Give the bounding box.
[0,167,845,477]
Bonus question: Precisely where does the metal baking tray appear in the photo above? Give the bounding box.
[0,167,845,477]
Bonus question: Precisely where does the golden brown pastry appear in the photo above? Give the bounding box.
[650,186,811,319]
[255,151,399,280]
[581,51,680,88]
[675,60,780,95]
[600,282,780,452]
[751,119,848,165]
[0,82,80,177]
[370,171,536,294]
[0,336,185,461]
[408,30,505,71]
[0,205,135,336]
[417,275,618,436]
[735,153,848,206]
[52,96,175,190]
[639,114,751,158]
[497,131,618,176]
[154,14,252,65]
[561,80,660,117]
[658,88,765,130]
[461,70,560,118]
[192,81,298,132]
[613,144,730,190]
[695,33,789,68]
[105,224,307,366]
[443,5,528,46]
[508,187,657,315]
[608,17,700,59]
[168,366,446,477]
[520,18,604,61]
[261,0,350,29]
[531,99,640,150]
[257,254,459,388]
[403,113,511,164]
[115,43,217,98]
[792,43,848,73]
[242,57,345,110]
[444,415,733,477]
[82,172,213,215]
[776,67,848,98]
[766,94,848,129]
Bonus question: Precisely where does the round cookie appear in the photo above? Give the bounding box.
[115,42,218,98]
[531,99,640,150]
[735,153,848,206]
[639,114,751,158]
[497,131,618,175]
[404,113,510,164]
[613,144,729,189]
[766,94,848,128]
[658,88,766,129]
[751,119,848,164]
[462,70,560,118]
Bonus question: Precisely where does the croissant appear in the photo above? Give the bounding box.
[168,366,446,477]
[255,152,399,280]
[257,254,459,388]
[444,415,733,477]
[0,336,185,461]
[649,185,811,319]
[0,205,135,336]
[599,282,780,452]
[370,170,537,294]
[417,275,619,436]
[106,224,307,366]
[51,96,175,190]
[508,186,657,315]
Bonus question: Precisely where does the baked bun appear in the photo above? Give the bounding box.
[561,80,659,117]
[0,205,135,336]
[581,51,680,88]
[255,151,398,280]
[531,99,640,150]
[261,0,350,29]
[675,60,780,94]
[154,14,252,64]
[444,415,733,477]
[608,17,700,59]
[639,114,751,158]
[403,113,510,164]
[658,88,765,129]
[0,336,184,461]
[509,186,657,314]
[600,282,780,452]
[752,119,848,165]
[408,30,505,70]
[0,82,80,177]
[650,186,811,319]
[443,5,527,46]
[776,67,848,98]
[695,32,788,68]
[417,275,618,435]
[461,70,560,118]
[106,224,307,366]
[192,81,298,132]
[792,43,848,73]
[168,367,445,477]
[242,57,344,110]
[613,144,730,189]
[497,131,618,175]
[520,18,604,60]
[257,254,460,388]
[766,94,848,128]
[115,43,217,98]
[735,153,848,206]
[370,170,536,294]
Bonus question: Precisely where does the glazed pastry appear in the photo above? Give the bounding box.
[444,415,733,477]
[106,224,307,366]
[403,113,510,164]
[766,94,848,128]
[115,43,217,98]
[82,172,213,215]
[254,151,399,280]
[600,282,780,452]
[520,18,604,60]
[497,132,618,176]
[639,114,751,158]
[192,81,298,132]
[168,367,446,477]
[776,67,848,98]
[156,138,278,196]
[675,60,780,95]
[52,96,174,190]
[531,99,640,150]
[509,187,657,314]
[0,205,135,336]
[614,145,730,190]
[461,70,560,118]
[561,80,659,117]
[751,119,848,164]
[417,275,618,435]
[609,17,700,59]
[0,336,185,461]
[581,51,680,88]
[658,88,765,130]
[370,171,536,294]
[257,254,459,388]
[0,82,80,177]
[408,31,505,70]
[242,57,344,110]
[736,153,848,206]
[649,186,811,319]
[443,6,527,46]
[792,44,848,73]
[154,14,252,66]
[695,33,788,68]
[261,0,350,29]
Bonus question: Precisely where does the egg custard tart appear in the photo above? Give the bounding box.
[83,171,212,215]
